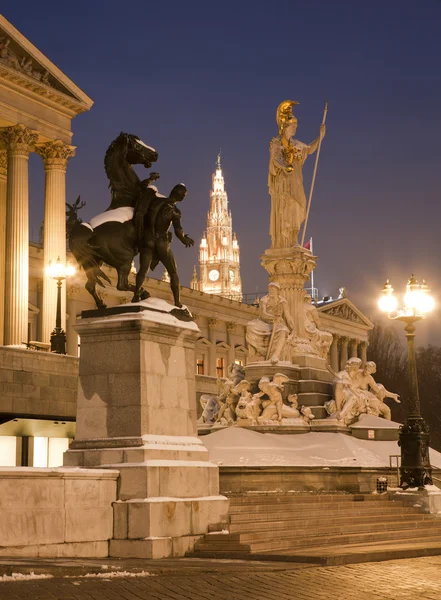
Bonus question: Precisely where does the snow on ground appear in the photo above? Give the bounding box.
[0,573,53,582]
[202,427,441,469]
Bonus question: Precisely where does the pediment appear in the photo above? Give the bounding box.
[235,344,248,354]
[197,337,212,347]
[0,16,93,113]
[216,341,230,350]
[318,298,373,328]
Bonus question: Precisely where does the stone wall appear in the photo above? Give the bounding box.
[0,346,78,419]
[0,467,118,556]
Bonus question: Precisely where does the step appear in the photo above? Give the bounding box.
[228,503,417,518]
[248,525,441,553]
[229,508,423,525]
[192,540,441,566]
[222,519,441,544]
[195,522,441,554]
[227,492,393,502]
[228,515,439,536]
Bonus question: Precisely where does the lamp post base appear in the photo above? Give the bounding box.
[50,328,67,354]
[399,416,432,488]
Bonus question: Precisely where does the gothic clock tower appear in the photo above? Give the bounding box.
[191,155,242,301]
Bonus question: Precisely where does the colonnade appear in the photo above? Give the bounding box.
[329,334,368,372]
[0,124,75,346]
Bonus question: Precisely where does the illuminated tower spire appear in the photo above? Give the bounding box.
[193,156,242,300]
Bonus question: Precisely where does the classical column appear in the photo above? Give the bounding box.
[350,339,359,359]
[66,284,80,356]
[1,125,38,346]
[360,341,369,364]
[207,318,218,377]
[339,336,349,370]
[35,140,75,343]
[0,151,7,345]
[36,278,43,342]
[226,322,236,366]
[330,334,340,372]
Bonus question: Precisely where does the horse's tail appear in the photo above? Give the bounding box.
[69,223,111,287]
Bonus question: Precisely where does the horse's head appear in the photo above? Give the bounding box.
[123,133,159,168]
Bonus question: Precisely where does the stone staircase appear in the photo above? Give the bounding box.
[191,493,441,565]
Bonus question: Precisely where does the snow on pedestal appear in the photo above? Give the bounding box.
[64,299,228,559]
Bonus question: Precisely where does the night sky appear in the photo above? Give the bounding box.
[4,1,441,344]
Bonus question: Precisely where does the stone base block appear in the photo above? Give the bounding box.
[64,435,210,468]
[245,362,300,383]
[0,541,109,558]
[116,461,221,501]
[390,488,441,515]
[293,355,328,369]
[111,495,228,558]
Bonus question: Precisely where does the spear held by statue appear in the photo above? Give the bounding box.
[300,100,328,247]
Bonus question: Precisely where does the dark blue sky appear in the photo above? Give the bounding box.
[4,1,441,344]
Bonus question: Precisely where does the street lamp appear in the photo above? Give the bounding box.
[45,257,76,354]
[378,275,435,489]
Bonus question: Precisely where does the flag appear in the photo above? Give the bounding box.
[304,237,312,251]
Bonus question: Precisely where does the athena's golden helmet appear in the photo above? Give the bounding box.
[276,100,299,136]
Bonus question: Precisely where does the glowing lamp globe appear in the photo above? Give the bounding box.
[378,280,398,313]
[64,263,76,278]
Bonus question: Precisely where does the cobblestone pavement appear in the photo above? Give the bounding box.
[1,556,441,600]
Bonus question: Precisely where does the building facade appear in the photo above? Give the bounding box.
[191,155,242,300]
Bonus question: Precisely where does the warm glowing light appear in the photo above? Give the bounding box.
[222,236,228,246]
[233,240,238,249]
[379,275,434,316]
[64,263,76,277]
[200,238,207,248]
[46,257,76,279]
[378,294,398,313]
[378,279,398,313]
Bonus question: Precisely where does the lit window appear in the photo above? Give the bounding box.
[235,359,243,366]
[216,357,225,378]
[196,358,204,375]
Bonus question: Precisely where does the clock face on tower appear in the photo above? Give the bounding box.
[209,269,219,282]
[229,270,235,282]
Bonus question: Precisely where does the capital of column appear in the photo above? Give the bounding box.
[35,140,76,171]
[67,284,81,300]
[226,321,237,332]
[339,336,349,348]
[1,124,38,157]
[208,317,218,329]
[0,150,7,178]
[351,338,360,349]
[360,340,369,349]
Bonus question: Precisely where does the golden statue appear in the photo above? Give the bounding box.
[269,100,326,248]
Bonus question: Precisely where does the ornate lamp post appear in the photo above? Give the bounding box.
[46,257,76,354]
[379,275,435,489]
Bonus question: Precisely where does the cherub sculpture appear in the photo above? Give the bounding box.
[235,380,264,425]
[214,362,246,426]
[257,373,290,423]
[197,395,219,426]
[326,358,400,426]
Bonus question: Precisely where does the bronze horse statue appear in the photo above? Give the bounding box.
[68,132,162,308]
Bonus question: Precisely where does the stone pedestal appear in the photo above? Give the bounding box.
[64,301,228,558]
[261,245,316,339]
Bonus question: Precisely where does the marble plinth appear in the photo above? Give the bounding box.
[64,301,228,559]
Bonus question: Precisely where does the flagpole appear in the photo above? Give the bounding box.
[310,237,315,300]
[300,101,328,247]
